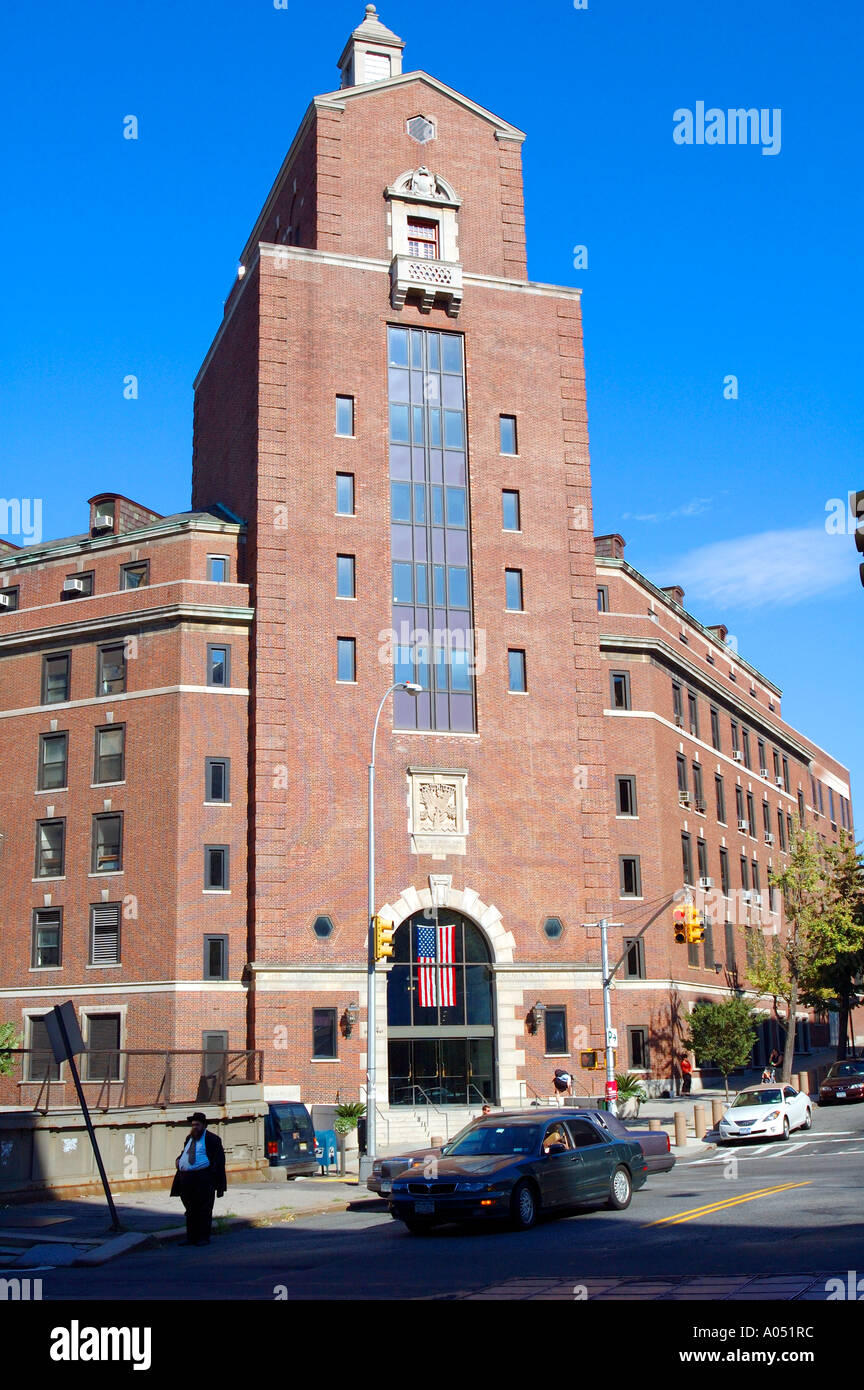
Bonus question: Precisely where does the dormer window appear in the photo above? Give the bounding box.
[407,218,439,260]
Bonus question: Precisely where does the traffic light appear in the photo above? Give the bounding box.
[673,906,687,944]
[685,905,705,944]
[373,915,395,961]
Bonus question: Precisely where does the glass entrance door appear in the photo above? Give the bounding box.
[388,1037,495,1106]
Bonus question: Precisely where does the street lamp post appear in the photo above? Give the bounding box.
[365,680,421,1171]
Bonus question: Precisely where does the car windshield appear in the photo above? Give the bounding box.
[733,1089,782,1107]
[444,1124,541,1157]
[829,1064,862,1078]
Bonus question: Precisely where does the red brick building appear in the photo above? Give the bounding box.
[0,10,853,1122]
[596,533,854,1081]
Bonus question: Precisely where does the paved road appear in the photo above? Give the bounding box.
[40,1104,864,1301]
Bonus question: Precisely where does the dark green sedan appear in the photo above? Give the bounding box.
[388,1109,647,1234]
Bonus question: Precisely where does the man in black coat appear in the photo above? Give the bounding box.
[170,1112,227,1246]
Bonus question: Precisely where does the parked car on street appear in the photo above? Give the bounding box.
[264,1101,318,1177]
[717,1084,812,1143]
[593,1110,676,1174]
[388,1109,647,1234]
[818,1061,864,1105]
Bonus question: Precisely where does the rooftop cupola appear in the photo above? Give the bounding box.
[338,5,405,88]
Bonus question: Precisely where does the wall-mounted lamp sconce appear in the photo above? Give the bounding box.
[340,1002,360,1038]
[714,962,724,974]
[527,1001,546,1035]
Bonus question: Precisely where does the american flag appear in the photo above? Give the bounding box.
[417,921,455,1008]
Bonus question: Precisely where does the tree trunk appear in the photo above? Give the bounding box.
[724,1073,729,1101]
[781,996,797,1083]
[837,996,850,1062]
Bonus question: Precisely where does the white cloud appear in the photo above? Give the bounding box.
[672,527,852,609]
[622,496,718,524]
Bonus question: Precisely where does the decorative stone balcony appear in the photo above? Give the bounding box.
[390,255,463,317]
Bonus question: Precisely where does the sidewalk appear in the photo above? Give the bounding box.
[0,1168,382,1271]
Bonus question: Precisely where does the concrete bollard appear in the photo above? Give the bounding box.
[673,1111,688,1147]
[799,1070,810,1097]
[647,1118,661,1131]
[712,1098,725,1127]
[791,1073,800,1093]
[694,1104,707,1140]
[430,1134,444,1148]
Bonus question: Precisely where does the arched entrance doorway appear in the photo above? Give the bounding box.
[386,909,495,1105]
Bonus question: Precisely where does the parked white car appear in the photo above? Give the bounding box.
[718,1084,812,1143]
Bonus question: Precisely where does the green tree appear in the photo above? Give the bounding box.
[798,833,864,1060]
[749,826,864,1082]
[0,1022,21,1078]
[683,997,765,1100]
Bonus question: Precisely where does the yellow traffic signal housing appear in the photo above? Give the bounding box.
[374,915,395,961]
[673,906,687,944]
[685,905,705,944]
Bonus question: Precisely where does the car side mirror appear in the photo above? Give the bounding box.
[546,1142,568,1156]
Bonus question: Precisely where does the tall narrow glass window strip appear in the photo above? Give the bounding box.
[335,395,354,437]
[501,490,520,531]
[336,554,355,598]
[388,326,475,732]
[499,415,517,455]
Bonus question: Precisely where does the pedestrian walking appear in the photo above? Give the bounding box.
[680,1055,693,1095]
[170,1112,226,1247]
[552,1067,572,1105]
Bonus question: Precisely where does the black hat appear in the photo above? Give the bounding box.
[186,1112,209,1126]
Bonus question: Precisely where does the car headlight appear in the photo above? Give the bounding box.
[764,1110,781,1121]
[455,1181,488,1192]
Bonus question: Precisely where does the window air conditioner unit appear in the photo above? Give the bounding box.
[733,750,744,762]
[679,793,691,807]
[742,890,752,904]
[737,818,749,832]
[759,767,769,778]
[752,893,763,907]
[0,592,15,608]
[699,877,714,889]
[93,511,114,531]
[765,832,775,845]
[694,798,706,813]
[776,776,785,787]
[674,714,684,727]
[62,578,86,594]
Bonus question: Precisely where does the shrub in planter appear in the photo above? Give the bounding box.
[334,1101,367,1150]
[614,1072,647,1119]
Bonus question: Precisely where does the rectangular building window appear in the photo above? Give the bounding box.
[774,749,782,783]
[746,792,756,837]
[724,920,737,971]
[502,489,520,531]
[27,1015,60,1080]
[782,756,791,793]
[207,644,230,687]
[32,908,62,968]
[335,395,355,437]
[544,1006,567,1055]
[336,554,356,598]
[828,787,836,824]
[84,1013,121,1080]
[687,691,699,738]
[89,904,121,965]
[742,728,751,769]
[628,1027,649,1070]
[623,938,645,980]
[818,782,824,815]
[710,707,721,751]
[681,833,694,886]
[204,845,229,891]
[677,755,688,798]
[692,762,704,810]
[597,585,609,613]
[504,569,523,611]
[715,774,726,824]
[787,812,794,844]
[752,861,761,896]
[388,326,474,732]
[736,786,746,826]
[121,561,149,589]
[36,819,65,878]
[757,739,767,774]
[337,637,356,683]
[91,814,123,873]
[202,1032,228,1091]
[336,472,355,515]
[62,571,94,600]
[508,649,527,693]
[38,732,68,790]
[619,855,642,897]
[206,555,229,583]
[94,725,125,784]
[610,671,630,709]
[797,789,806,825]
[672,681,683,725]
[615,775,637,816]
[313,1008,338,1059]
[719,847,730,897]
[205,758,230,803]
[0,585,19,612]
[98,644,126,696]
[702,916,715,970]
[777,809,787,851]
[740,856,750,891]
[42,652,70,705]
[697,838,709,882]
[204,935,228,981]
[731,720,740,754]
[499,415,518,455]
[407,217,439,259]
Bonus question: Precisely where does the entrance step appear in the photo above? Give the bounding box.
[380,1105,484,1151]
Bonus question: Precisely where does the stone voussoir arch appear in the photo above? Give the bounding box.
[379,885,515,963]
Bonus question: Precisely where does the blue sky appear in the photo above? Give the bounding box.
[2,0,861,810]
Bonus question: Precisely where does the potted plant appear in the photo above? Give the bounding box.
[334,1101,367,1153]
[614,1072,647,1119]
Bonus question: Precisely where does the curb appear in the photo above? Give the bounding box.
[72,1232,154,1267]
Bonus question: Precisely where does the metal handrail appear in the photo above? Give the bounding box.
[375,1105,390,1146]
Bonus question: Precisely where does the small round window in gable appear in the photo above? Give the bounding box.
[407,115,436,145]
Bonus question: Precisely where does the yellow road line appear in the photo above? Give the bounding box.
[645,1181,811,1227]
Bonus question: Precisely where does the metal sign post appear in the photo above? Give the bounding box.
[45,1001,121,1231]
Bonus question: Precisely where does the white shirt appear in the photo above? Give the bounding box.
[178,1134,210,1171]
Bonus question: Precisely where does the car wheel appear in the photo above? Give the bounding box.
[402,1217,435,1236]
[780,1116,790,1141]
[606,1165,632,1211]
[510,1180,539,1231]
[802,1108,812,1130]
